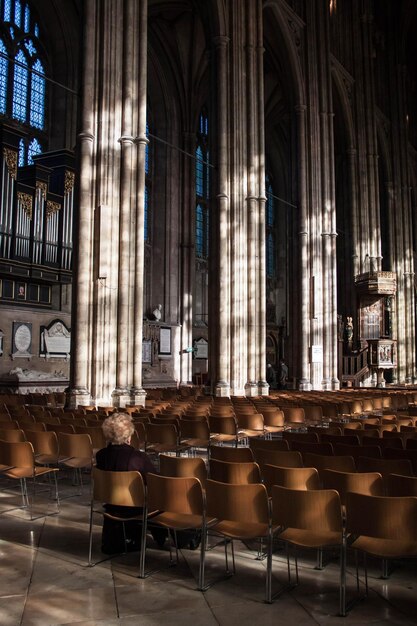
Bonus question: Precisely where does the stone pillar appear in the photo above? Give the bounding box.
[69,0,96,408]
[296,104,311,390]
[213,35,230,397]
[131,0,148,407]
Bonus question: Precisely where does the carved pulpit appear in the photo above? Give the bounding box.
[355,272,396,387]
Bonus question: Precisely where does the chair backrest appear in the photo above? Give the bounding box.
[386,473,417,496]
[260,408,285,427]
[272,486,342,533]
[303,452,356,474]
[283,431,319,443]
[25,430,58,456]
[334,443,382,462]
[159,454,207,486]
[345,492,417,543]
[210,445,254,462]
[289,441,334,457]
[236,413,265,431]
[92,467,145,507]
[262,464,320,494]
[20,421,46,432]
[145,422,178,445]
[343,422,363,431]
[6,440,35,469]
[47,423,75,434]
[320,433,360,446]
[282,407,306,423]
[74,426,106,449]
[208,415,238,435]
[302,405,324,421]
[356,456,413,477]
[362,435,403,450]
[0,428,26,442]
[179,418,210,440]
[57,432,93,458]
[252,448,303,468]
[321,469,384,505]
[209,458,261,484]
[249,437,290,453]
[147,473,204,515]
[0,420,19,430]
[206,479,270,524]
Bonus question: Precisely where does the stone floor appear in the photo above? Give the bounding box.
[0,474,416,626]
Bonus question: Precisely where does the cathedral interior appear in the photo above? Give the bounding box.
[1,1,417,623]
[0,0,416,404]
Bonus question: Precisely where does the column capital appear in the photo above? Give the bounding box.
[213,35,230,48]
[78,131,95,142]
[295,104,307,113]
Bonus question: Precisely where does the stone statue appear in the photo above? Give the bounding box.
[345,316,353,343]
[153,304,162,321]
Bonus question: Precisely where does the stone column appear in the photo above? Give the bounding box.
[213,35,230,397]
[296,104,311,390]
[131,0,148,406]
[69,0,96,407]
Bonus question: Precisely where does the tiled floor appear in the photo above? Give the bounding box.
[0,475,416,626]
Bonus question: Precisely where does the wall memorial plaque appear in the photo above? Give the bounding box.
[12,322,32,358]
[142,339,152,363]
[159,327,171,355]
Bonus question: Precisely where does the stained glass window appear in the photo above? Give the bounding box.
[195,109,209,259]
[0,39,7,114]
[1,1,47,165]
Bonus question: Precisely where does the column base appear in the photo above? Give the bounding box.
[331,378,340,391]
[111,387,131,409]
[130,387,147,407]
[321,378,332,391]
[243,382,258,397]
[67,387,91,409]
[214,381,230,397]
[257,381,269,396]
[298,378,312,391]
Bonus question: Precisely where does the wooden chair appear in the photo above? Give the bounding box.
[303,453,356,475]
[289,441,334,459]
[321,469,384,507]
[249,437,290,454]
[159,454,207,488]
[356,456,413,478]
[320,433,360,446]
[252,448,303,469]
[209,458,261,484]
[385,473,417,496]
[208,415,244,447]
[283,431,318,444]
[145,422,188,456]
[0,440,59,519]
[262,465,320,495]
[202,480,279,603]
[236,413,266,440]
[333,443,382,466]
[362,435,403,450]
[0,420,19,430]
[146,473,207,587]
[210,445,254,463]
[345,492,417,610]
[272,486,345,616]
[179,418,211,455]
[282,407,305,425]
[25,430,59,466]
[88,467,148,575]
[0,428,26,442]
[58,432,93,493]
[261,409,285,435]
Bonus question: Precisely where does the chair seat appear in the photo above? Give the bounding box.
[350,535,417,559]
[279,527,341,549]
[35,453,59,465]
[210,519,271,539]
[3,465,58,479]
[181,437,210,448]
[238,429,266,438]
[150,511,209,530]
[264,425,284,433]
[59,456,92,469]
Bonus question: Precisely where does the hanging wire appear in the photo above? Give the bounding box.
[0,52,298,209]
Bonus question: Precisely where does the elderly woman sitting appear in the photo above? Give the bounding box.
[96,412,166,553]
[96,411,154,474]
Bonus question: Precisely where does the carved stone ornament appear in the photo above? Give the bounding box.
[4,147,17,179]
[64,170,75,194]
[36,180,47,199]
[46,200,61,218]
[17,192,33,219]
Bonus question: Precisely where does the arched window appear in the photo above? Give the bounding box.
[266,174,275,278]
[0,0,46,164]
[195,109,209,258]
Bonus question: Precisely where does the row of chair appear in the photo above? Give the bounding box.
[89,463,417,614]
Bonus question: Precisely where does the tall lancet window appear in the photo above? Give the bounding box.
[0,0,46,164]
[266,174,276,278]
[195,109,209,259]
